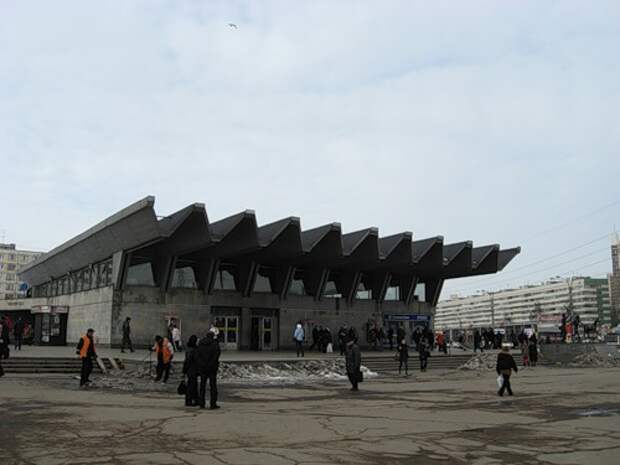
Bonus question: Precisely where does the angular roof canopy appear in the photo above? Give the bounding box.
[20,197,520,287]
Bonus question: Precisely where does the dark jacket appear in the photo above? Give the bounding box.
[182,347,198,377]
[122,320,131,337]
[397,342,409,361]
[194,337,221,374]
[345,342,361,374]
[496,352,518,375]
[14,320,25,337]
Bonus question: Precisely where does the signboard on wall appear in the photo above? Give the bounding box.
[384,314,431,322]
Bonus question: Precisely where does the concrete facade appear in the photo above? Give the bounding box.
[17,197,518,349]
[15,285,433,349]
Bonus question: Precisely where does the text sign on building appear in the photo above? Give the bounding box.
[385,314,431,322]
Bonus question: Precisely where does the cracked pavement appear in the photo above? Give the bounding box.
[1,367,619,465]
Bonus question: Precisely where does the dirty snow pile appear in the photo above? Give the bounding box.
[568,352,620,368]
[93,359,378,391]
[457,353,497,371]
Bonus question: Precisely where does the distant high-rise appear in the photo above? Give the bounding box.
[0,243,42,300]
[609,233,620,325]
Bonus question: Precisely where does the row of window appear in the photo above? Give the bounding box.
[123,261,428,302]
[0,254,38,263]
[32,260,114,298]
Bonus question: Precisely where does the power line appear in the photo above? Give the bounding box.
[522,199,620,242]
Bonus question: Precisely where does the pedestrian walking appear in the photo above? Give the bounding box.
[152,335,174,383]
[76,328,97,388]
[344,333,362,391]
[474,330,483,353]
[121,317,134,353]
[172,325,182,352]
[13,317,25,351]
[309,326,319,351]
[387,327,394,351]
[0,317,10,359]
[521,341,529,367]
[209,323,220,340]
[397,338,409,376]
[293,322,305,357]
[338,326,348,356]
[496,346,518,396]
[194,332,221,409]
[418,339,429,372]
[182,335,199,407]
[528,334,538,367]
[436,332,447,354]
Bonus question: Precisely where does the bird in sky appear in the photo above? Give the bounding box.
[228,23,238,29]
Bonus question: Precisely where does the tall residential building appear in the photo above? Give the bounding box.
[0,243,42,300]
[435,276,612,332]
[609,233,620,325]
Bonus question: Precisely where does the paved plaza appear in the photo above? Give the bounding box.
[1,366,619,465]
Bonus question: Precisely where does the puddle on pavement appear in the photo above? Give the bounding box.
[575,407,619,417]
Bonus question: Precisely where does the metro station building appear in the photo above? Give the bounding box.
[19,197,519,349]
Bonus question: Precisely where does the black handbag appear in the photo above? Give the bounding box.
[357,370,364,383]
[177,380,187,396]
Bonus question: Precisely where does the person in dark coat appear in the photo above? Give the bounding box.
[397,338,409,376]
[194,332,221,409]
[528,334,538,367]
[474,330,483,352]
[13,317,25,351]
[309,326,319,351]
[120,317,134,353]
[76,328,97,387]
[337,326,348,356]
[182,335,199,406]
[418,338,429,372]
[397,324,406,349]
[496,346,518,396]
[0,318,10,359]
[344,335,362,391]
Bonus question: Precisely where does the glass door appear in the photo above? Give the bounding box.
[214,316,239,350]
[262,317,273,351]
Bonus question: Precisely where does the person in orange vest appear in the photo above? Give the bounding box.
[152,335,174,383]
[76,328,97,388]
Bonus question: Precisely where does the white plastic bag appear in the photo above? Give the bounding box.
[326,343,333,353]
[497,375,504,389]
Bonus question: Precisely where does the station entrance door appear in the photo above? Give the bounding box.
[250,316,274,351]
[214,315,239,350]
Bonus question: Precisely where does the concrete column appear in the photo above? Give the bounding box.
[240,307,252,350]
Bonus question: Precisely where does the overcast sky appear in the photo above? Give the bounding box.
[1,1,619,297]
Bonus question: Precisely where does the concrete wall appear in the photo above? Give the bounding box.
[12,286,434,349]
[44,287,115,345]
[114,287,433,349]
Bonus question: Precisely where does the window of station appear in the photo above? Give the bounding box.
[171,266,198,288]
[288,270,307,296]
[384,285,400,301]
[253,266,273,293]
[413,282,426,302]
[323,277,342,298]
[126,262,155,286]
[213,263,238,291]
[355,281,372,299]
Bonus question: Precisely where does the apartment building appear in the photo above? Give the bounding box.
[435,276,612,333]
[0,243,42,300]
